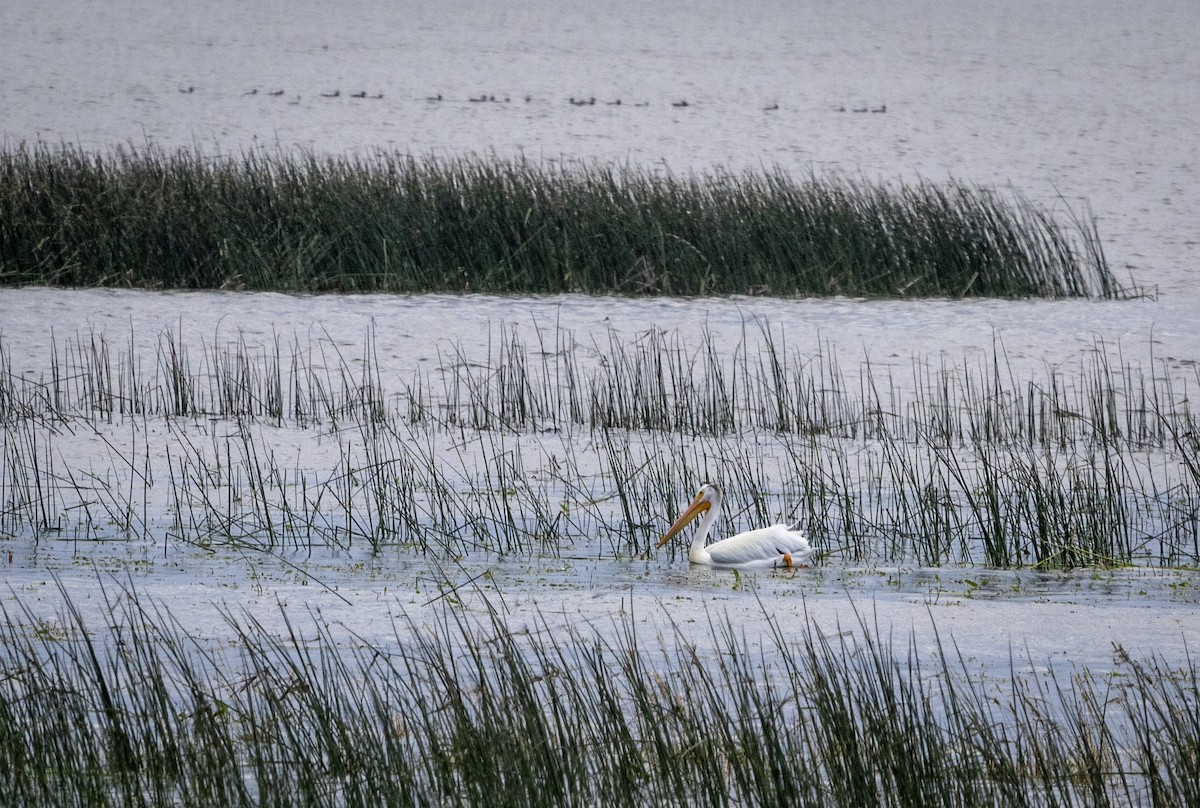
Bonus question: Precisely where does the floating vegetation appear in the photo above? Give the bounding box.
[0,580,1197,806]
[0,144,1130,298]
[2,321,1197,568]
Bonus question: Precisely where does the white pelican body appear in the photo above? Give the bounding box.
[657,484,813,570]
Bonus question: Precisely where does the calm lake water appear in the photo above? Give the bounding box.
[2,0,1199,674]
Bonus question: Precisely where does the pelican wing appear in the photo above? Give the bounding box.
[704,524,813,569]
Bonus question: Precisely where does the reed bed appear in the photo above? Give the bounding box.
[1,580,1196,806]
[0,144,1129,298]
[4,322,1195,449]
[0,325,385,427]
[2,323,1198,567]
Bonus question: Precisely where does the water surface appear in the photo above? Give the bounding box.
[2,0,1199,676]
[3,0,1197,293]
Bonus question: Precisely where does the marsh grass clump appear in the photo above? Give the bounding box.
[0,144,1129,298]
[1,581,1197,806]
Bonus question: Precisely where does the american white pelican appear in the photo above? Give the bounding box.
[657,483,813,570]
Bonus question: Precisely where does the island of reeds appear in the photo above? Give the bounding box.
[0,144,1126,297]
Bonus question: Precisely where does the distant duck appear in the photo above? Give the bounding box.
[426,93,443,101]
[764,102,779,111]
[321,90,340,98]
[351,91,367,98]
[269,89,285,96]
[871,104,887,113]
[244,88,258,95]
[835,105,846,112]
[671,99,689,107]
[524,94,532,102]
[634,101,650,107]
[469,94,487,102]
[607,99,622,105]
[179,86,195,94]
[852,105,868,113]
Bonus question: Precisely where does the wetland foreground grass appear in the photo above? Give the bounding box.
[1,580,1197,806]
[0,144,1129,298]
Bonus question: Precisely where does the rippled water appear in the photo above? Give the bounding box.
[3,0,1198,294]
[6,542,1199,681]
[3,0,1200,674]
[3,284,1199,676]
[3,288,1199,392]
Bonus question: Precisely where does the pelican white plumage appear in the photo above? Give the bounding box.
[657,483,813,570]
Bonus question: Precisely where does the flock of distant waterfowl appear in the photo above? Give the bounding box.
[178,86,887,113]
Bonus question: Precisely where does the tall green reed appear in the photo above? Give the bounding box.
[0,144,1133,298]
[1,580,1195,806]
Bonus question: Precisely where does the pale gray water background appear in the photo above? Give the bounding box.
[2,0,1200,677]
[4,0,1198,293]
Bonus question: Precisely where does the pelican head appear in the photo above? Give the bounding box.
[657,483,722,548]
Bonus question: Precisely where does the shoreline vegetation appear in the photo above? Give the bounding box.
[0,144,1129,298]
[2,580,1197,806]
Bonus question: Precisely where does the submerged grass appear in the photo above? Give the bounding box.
[0,579,1196,806]
[0,144,1129,298]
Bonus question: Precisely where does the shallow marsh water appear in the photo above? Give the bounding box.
[2,0,1200,714]
[4,287,1200,380]
[7,540,1200,685]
